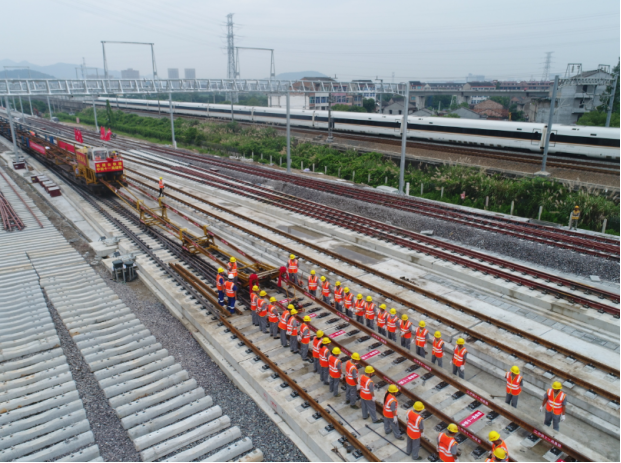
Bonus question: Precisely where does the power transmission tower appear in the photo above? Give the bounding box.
[541,52,553,81]
[226,13,238,103]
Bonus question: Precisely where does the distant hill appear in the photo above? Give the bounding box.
[0,69,54,79]
[275,71,329,81]
[0,59,121,79]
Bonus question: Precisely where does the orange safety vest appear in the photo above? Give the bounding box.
[545,389,566,415]
[492,440,509,458]
[406,410,423,439]
[345,361,358,386]
[227,262,238,277]
[216,274,224,291]
[250,293,258,311]
[334,286,344,302]
[387,315,398,333]
[383,394,397,418]
[312,337,322,358]
[438,432,458,462]
[359,375,373,400]
[506,372,522,396]
[299,324,311,344]
[344,293,354,309]
[257,299,268,317]
[308,275,318,291]
[377,311,387,328]
[287,316,298,336]
[159,179,164,189]
[399,320,412,338]
[288,258,298,274]
[328,355,341,378]
[268,305,279,323]
[415,327,429,347]
[365,302,376,320]
[433,338,445,358]
[453,346,467,367]
[319,346,330,367]
[354,299,365,316]
[322,281,331,297]
[225,281,236,298]
[278,310,290,330]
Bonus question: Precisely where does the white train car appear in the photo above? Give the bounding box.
[97,98,620,159]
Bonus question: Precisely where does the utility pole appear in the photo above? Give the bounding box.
[605,72,618,127]
[375,77,383,113]
[541,52,553,81]
[327,93,333,142]
[5,96,19,158]
[286,91,291,173]
[399,82,410,194]
[537,75,559,176]
[226,13,238,104]
[92,95,99,131]
[169,92,177,149]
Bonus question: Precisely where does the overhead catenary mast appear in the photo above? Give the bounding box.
[226,13,238,103]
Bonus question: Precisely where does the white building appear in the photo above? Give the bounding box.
[121,68,139,79]
[184,68,196,79]
[470,95,488,105]
[167,68,179,79]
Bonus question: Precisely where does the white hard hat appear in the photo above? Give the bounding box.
[228,273,234,279]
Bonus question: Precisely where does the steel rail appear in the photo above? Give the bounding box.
[0,169,43,228]
[122,173,621,396]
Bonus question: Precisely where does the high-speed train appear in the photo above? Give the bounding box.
[98,97,620,159]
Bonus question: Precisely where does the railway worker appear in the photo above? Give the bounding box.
[344,353,361,409]
[415,321,431,358]
[249,285,260,326]
[334,281,344,312]
[354,294,365,323]
[437,423,461,462]
[569,205,580,230]
[288,309,300,353]
[365,296,377,329]
[383,384,404,440]
[406,401,426,461]
[267,297,280,338]
[505,366,523,408]
[227,257,238,285]
[328,347,343,397]
[452,338,467,379]
[488,431,509,461]
[387,309,398,341]
[541,381,566,432]
[216,268,226,307]
[399,314,414,350]
[298,316,312,360]
[224,274,238,315]
[158,177,164,197]
[278,304,292,348]
[308,270,318,297]
[287,254,299,284]
[319,337,332,385]
[377,304,388,336]
[485,448,508,462]
[343,288,354,317]
[321,276,331,304]
[432,331,444,367]
[257,297,270,333]
[358,366,382,423]
[312,330,325,373]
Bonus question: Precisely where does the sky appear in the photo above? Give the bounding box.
[4,0,619,82]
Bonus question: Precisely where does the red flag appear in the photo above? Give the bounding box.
[460,191,466,200]
[100,126,106,140]
[74,129,83,143]
[104,129,112,141]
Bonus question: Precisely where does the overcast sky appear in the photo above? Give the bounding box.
[5,0,619,81]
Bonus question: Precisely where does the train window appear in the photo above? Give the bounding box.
[517,128,522,130]
[429,122,433,124]
[590,134,597,136]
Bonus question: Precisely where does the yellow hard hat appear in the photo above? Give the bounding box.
[287,304,294,310]
[322,337,331,345]
[434,331,441,338]
[303,316,311,322]
[291,309,298,315]
[351,352,361,361]
[252,285,259,291]
[379,304,386,310]
[552,381,562,390]
[413,401,424,411]
[365,366,375,374]
[511,366,520,375]
[230,257,236,263]
[335,281,341,286]
[259,290,267,296]
[316,330,324,337]
[159,177,162,180]
[366,296,372,302]
[447,423,458,433]
[320,276,326,281]
[310,270,315,275]
[269,297,276,302]
[456,338,465,345]
[387,384,399,393]
[488,431,500,442]
[357,294,363,299]
[344,287,350,293]
[218,267,224,273]
[419,321,426,327]
[289,254,295,259]
[574,205,579,209]
[401,314,408,320]
[390,308,396,315]
[493,448,507,460]
[332,347,341,355]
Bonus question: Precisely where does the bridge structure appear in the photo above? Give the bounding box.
[408,88,551,108]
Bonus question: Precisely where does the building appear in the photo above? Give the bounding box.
[470,95,488,105]
[382,101,416,115]
[412,108,435,117]
[121,68,140,79]
[448,107,483,119]
[184,68,196,79]
[422,82,462,91]
[472,99,509,120]
[168,68,179,79]
[462,81,496,92]
[268,77,337,110]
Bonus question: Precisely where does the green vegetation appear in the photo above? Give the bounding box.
[331,104,366,112]
[56,106,619,233]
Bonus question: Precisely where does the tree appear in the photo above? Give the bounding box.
[444,113,460,118]
[105,100,114,127]
[597,58,620,114]
[577,110,620,127]
[362,98,376,113]
[489,96,510,108]
[331,104,351,112]
[508,103,526,121]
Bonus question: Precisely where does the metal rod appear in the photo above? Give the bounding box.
[46,95,53,120]
[398,82,410,194]
[602,218,608,233]
[540,75,559,173]
[605,73,618,127]
[510,200,514,215]
[28,95,33,116]
[5,96,19,157]
[92,96,99,131]
[327,92,333,143]
[169,92,177,149]
[102,42,108,79]
[538,205,543,220]
[286,92,291,173]
[18,96,24,118]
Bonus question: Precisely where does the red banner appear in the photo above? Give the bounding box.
[30,141,46,154]
[94,160,123,173]
[76,151,88,167]
[58,140,75,153]
[105,129,112,141]
[459,410,485,428]
[74,128,83,143]
[397,372,420,386]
